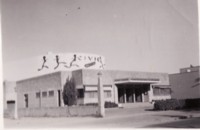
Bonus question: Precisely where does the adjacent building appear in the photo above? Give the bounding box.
[169,66,200,99]
[3,81,17,110]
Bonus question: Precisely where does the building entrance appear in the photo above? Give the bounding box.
[126,88,134,103]
[117,84,150,103]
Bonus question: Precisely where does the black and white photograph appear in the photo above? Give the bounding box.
[2,0,200,128]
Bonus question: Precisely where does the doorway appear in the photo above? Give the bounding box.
[118,88,125,103]
[135,88,142,102]
[117,83,150,103]
[24,94,28,108]
[126,88,134,103]
[58,90,61,107]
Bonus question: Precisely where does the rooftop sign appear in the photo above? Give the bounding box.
[37,52,106,72]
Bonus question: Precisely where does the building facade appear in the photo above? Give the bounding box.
[169,66,200,99]
[16,69,171,109]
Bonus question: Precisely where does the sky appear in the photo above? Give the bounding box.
[1,0,200,81]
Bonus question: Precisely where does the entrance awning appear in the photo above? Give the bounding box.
[114,78,160,84]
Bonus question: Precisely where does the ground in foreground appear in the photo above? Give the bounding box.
[4,104,200,128]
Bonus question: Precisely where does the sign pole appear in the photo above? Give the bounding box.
[14,88,18,119]
[97,72,105,117]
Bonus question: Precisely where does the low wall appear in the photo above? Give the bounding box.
[4,109,15,118]
[4,102,15,118]
[152,95,171,101]
[18,106,98,117]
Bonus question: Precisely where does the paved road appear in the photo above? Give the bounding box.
[4,105,200,128]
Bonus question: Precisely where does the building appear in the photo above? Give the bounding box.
[169,66,200,99]
[3,81,17,110]
[3,81,17,118]
[4,52,171,109]
[16,69,171,109]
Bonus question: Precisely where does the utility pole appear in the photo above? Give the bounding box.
[97,72,105,117]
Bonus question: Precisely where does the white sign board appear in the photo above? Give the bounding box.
[37,52,106,72]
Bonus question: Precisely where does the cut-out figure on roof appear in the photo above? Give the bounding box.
[99,57,105,69]
[38,56,49,71]
[65,54,79,68]
[54,55,67,69]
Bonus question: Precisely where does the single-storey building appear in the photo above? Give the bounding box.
[16,69,171,109]
[4,53,171,110]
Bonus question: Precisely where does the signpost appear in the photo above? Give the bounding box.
[14,88,18,119]
[97,72,105,117]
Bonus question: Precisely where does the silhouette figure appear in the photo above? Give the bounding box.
[65,54,79,68]
[54,55,67,69]
[99,57,105,69]
[38,56,49,71]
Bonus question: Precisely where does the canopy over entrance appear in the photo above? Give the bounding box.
[114,78,160,84]
[115,78,160,103]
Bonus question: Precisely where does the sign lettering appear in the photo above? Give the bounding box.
[37,53,105,71]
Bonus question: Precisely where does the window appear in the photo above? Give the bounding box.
[42,91,47,97]
[153,87,160,96]
[85,91,97,98]
[103,85,112,88]
[187,69,191,72]
[85,91,112,98]
[49,90,54,97]
[161,88,171,95]
[24,94,28,108]
[153,87,171,96]
[7,100,15,104]
[36,92,40,98]
[78,89,84,98]
[104,91,111,98]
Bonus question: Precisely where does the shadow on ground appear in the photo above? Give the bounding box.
[145,108,200,112]
[144,117,200,128]
[155,114,190,119]
[145,109,155,111]
[179,108,200,112]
